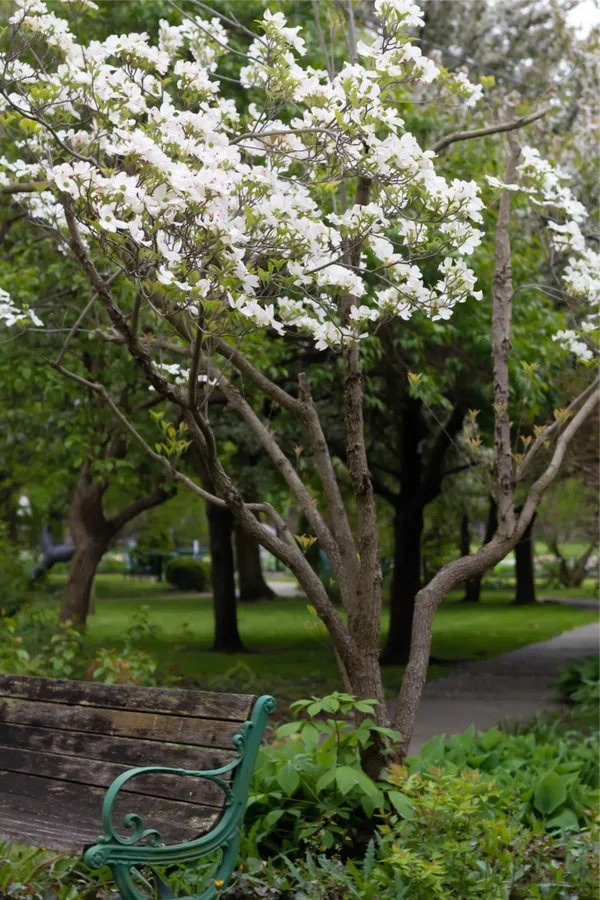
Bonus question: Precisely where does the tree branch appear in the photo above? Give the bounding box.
[517,387,600,534]
[312,0,334,81]
[0,181,50,195]
[431,106,550,154]
[109,484,173,533]
[492,128,521,536]
[517,376,600,482]
[394,381,599,757]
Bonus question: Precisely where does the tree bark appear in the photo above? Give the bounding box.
[381,397,424,666]
[60,537,107,624]
[59,461,172,627]
[513,511,537,605]
[463,497,498,602]
[207,502,246,652]
[550,537,597,588]
[381,504,423,665]
[60,465,110,626]
[235,525,274,602]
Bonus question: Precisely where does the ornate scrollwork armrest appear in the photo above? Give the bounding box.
[83,695,276,900]
[96,756,245,850]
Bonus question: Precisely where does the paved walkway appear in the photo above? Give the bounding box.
[267,580,599,754]
[391,621,599,755]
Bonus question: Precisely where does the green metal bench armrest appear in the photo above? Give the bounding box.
[83,695,275,900]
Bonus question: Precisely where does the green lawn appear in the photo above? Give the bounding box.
[40,573,598,709]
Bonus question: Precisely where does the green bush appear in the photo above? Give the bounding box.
[0,691,598,899]
[0,534,33,618]
[165,556,210,592]
[237,692,600,899]
[556,655,600,715]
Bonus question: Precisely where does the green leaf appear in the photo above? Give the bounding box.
[265,809,285,829]
[276,722,301,739]
[335,765,360,795]
[301,722,319,750]
[316,769,336,793]
[420,734,446,761]
[534,771,567,815]
[336,766,382,803]
[546,807,579,831]
[276,761,300,797]
[388,790,414,819]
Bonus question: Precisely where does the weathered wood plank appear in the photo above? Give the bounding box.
[0,675,254,722]
[0,747,231,808]
[0,699,243,749]
[0,772,218,846]
[0,722,235,771]
[0,805,99,853]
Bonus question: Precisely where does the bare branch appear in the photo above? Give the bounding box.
[343,0,358,64]
[517,376,600,481]
[312,0,334,81]
[63,199,189,409]
[518,386,600,533]
[431,106,550,154]
[0,181,49,195]
[55,271,120,366]
[109,484,172,533]
[394,381,600,757]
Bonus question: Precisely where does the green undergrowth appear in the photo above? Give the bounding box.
[1,660,599,899]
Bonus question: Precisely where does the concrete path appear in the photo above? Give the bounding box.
[538,596,599,611]
[391,621,599,756]
[266,580,599,753]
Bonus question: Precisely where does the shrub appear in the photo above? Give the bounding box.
[165,556,210,591]
[87,605,160,686]
[238,693,599,899]
[0,533,33,618]
[556,655,600,715]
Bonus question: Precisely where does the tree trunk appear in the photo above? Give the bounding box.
[513,512,537,605]
[59,465,110,626]
[207,503,246,652]
[381,396,424,666]
[381,504,423,665]
[59,460,172,626]
[60,538,107,624]
[235,526,274,602]
[463,498,497,602]
[553,540,597,588]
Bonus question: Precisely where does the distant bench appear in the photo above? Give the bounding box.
[0,674,275,899]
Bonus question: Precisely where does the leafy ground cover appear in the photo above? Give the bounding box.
[1,669,598,899]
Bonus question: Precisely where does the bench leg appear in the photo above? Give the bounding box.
[110,832,241,900]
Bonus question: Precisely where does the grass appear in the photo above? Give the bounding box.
[39,573,598,709]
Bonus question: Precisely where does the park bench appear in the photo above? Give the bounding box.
[0,674,275,899]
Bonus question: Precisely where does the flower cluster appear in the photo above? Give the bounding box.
[0,288,43,327]
[0,0,487,353]
[486,148,598,364]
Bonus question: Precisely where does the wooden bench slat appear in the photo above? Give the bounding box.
[0,772,218,846]
[0,722,235,772]
[0,698,243,749]
[0,675,254,722]
[0,806,101,854]
[0,746,231,808]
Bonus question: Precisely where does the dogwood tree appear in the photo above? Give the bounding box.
[1,0,597,763]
